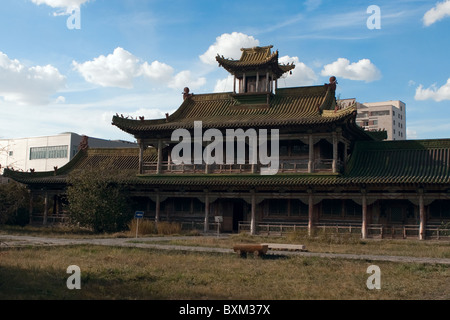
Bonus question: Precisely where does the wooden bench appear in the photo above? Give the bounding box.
[261,243,307,252]
[233,244,269,257]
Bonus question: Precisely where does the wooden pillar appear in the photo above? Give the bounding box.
[361,190,368,239]
[419,189,425,240]
[167,150,172,172]
[250,190,256,235]
[204,191,210,233]
[43,192,48,225]
[308,134,314,173]
[256,72,259,92]
[242,73,246,93]
[29,191,33,225]
[332,132,338,173]
[156,139,162,174]
[233,75,236,94]
[308,190,314,236]
[266,72,270,92]
[155,191,160,224]
[138,140,144,174]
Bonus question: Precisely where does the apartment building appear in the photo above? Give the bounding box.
[0,132,136,173]
[340,99,406,140]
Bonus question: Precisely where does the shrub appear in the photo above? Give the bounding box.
[66,169,133,233]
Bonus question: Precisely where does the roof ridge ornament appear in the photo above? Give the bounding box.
[325,76,337,91]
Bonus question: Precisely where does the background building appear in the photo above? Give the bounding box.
[0,132,136,173]
[339,99,406,140]
[356,100,406,140]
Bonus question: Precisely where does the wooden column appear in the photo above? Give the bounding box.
[167,150,172,172]
[308,134,314,173]
[256,72,259,92]
[361,190,368,239]
[233,75,236,94]
[332,132,338,173]
[156,139,162,174]
[43,192,48,225]
[307,190,314,236]
[250,190,256,235]
[29,191,34,225]
[419,189,425,240]
[242,73,246,93]
[138,140,144,174]
[155,191,160,225]
[266,72,269,92]
[204,191,210,233]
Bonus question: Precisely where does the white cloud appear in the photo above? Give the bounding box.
[73,47,206,91]
[0,51,66,105]
[140,61,174,82]
[415,78,450,102]
[213,75,234,93]
[32,0,90,16]
[199,32,259,65]
[423,0,450,26]
[304,0,322,11]
[31,0,90,8]
[72,47,141,88]
[168,70,206,90]
[278,55,317,87]
[55,96,66,103]
[321,58,381,82]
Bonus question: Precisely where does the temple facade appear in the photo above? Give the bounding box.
[4,46,450,239]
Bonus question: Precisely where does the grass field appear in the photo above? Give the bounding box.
[0,225,449,300]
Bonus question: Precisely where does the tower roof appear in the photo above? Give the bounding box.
[215,45,295,79]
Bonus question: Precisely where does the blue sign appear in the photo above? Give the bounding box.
[135,211,144,219]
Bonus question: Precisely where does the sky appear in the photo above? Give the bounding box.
[0,0,450,142]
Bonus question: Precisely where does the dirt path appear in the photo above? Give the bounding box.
[1,234,450,265]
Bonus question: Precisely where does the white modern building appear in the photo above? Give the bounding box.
[0,132,137,173]
[339,99,406,141]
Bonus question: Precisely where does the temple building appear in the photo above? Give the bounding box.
[4,45,450,239]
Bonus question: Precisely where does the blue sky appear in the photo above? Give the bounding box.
[1,0,450,142]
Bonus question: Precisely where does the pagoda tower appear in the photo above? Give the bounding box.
[216,45,295,94]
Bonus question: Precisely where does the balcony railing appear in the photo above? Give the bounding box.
[142,159,343,174]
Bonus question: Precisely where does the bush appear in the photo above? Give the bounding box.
[66,169,134,233]
[0,181,29,225]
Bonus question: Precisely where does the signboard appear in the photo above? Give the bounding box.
[135,211,144,219]
[134,211,144,238]
[214,216,223,223]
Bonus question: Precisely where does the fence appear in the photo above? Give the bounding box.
[238,221,450,240]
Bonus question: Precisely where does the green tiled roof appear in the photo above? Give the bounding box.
[112,85,357,135]
[344,139,450,184]
[4,139,450,188]
[215,45,295,78]
[3,148,155,185]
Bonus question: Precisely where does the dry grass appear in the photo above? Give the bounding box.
[146,231,450,259]
[0,245,448,300]
[127,220,182,236]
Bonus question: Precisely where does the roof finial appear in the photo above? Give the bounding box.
[326,76,337,91]
[183,87,193,100]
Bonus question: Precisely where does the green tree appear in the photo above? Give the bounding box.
[66,168,133,233]
[0,180,29,225]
